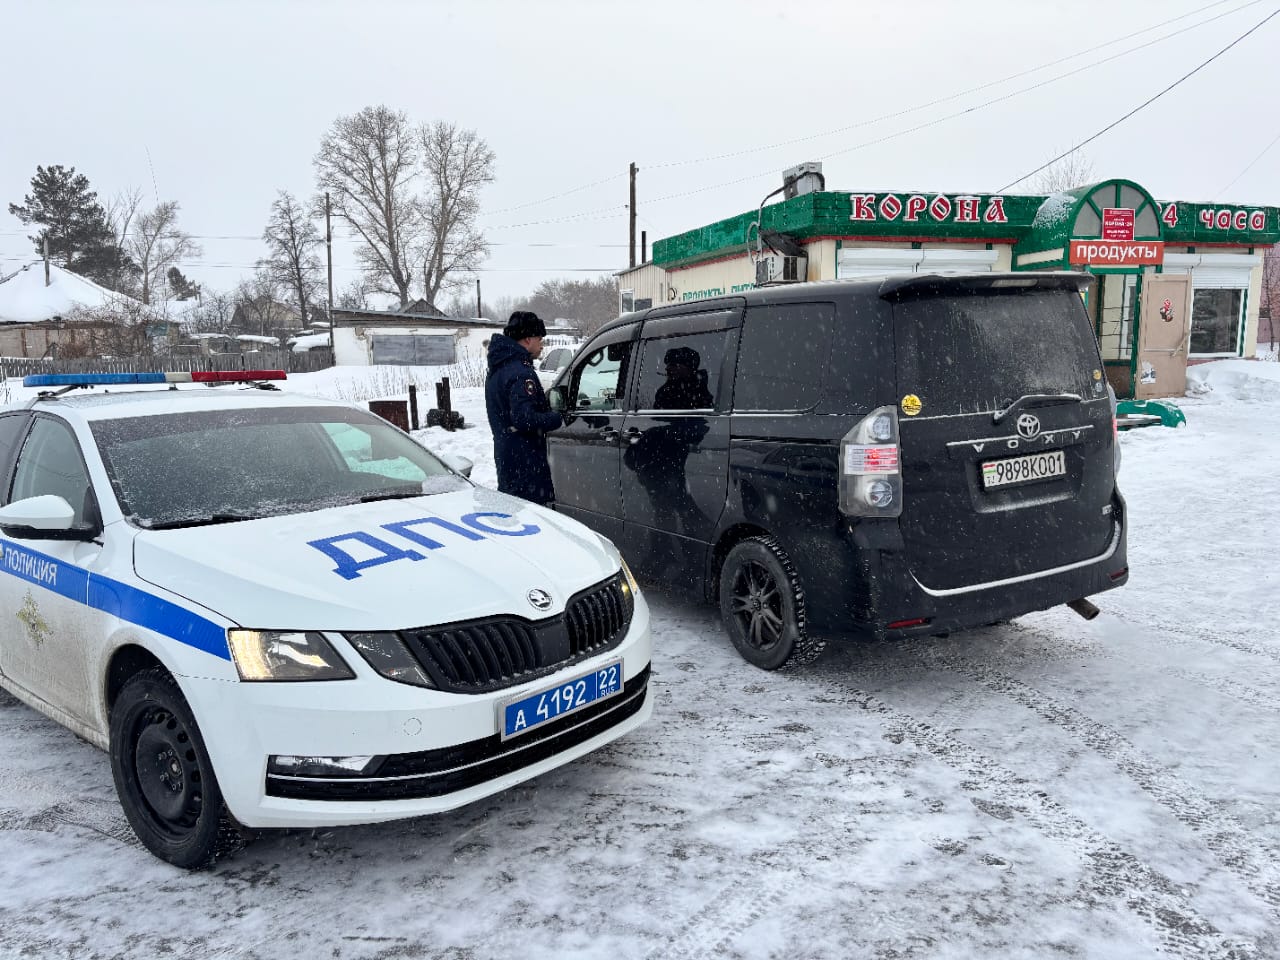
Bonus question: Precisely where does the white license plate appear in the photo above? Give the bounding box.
[981,450,1065,488]
[499,659,624,740]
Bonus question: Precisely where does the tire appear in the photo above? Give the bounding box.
[718,536,824,671]
[109,667,242,869]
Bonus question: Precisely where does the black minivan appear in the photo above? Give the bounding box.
[546,273,1127,670]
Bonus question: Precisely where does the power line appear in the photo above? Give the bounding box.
[998,6,1280,191]
[646,1,1276,208]
[644,0,1256,172]
[478,0,1273,225]
[1216,128,1280,196]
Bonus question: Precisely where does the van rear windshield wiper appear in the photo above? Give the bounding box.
[992,393,1084,424]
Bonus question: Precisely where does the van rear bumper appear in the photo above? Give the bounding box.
[810,498,1128,641]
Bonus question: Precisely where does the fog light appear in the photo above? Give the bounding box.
[865,479,895,508]
[268,755,381,778]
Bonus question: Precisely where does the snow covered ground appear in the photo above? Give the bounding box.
[1,360,1278,959]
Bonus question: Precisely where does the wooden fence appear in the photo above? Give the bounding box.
[0,348,334,380]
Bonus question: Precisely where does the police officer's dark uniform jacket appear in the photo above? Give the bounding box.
[485,320,563,504]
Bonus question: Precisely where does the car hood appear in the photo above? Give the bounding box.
[131,487,619,630]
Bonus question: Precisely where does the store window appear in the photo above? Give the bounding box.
[1189,288,1244,356]
[1096,275,1137,361]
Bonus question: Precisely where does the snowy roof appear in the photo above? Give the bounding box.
[287,332,332,353]
[235,334,280,345]
[0,261,142,324]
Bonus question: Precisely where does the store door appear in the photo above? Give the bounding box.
[1135,275,1192,400]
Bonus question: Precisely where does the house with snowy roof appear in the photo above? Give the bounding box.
[0,260,144,358]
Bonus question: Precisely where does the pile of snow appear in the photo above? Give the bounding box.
[1185,358,1280,404]
[0,261,140,324]
[287,332,331,353]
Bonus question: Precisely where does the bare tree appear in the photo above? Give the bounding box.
[419,121,494,306]
[127,201,202,304]
[314,105,421,308]
[234,271,298,339]
[1030,151,1097,194]
[335,276,377,311]
[61,299,158,358]
[186,287,237,335]
[259,190,324,323]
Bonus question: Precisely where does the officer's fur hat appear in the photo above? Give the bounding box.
[504,311,547,341]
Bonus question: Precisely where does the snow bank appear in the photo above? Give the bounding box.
[1185,358,1280,404]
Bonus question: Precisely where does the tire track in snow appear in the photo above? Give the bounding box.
[987,621,1280,716]
[912,645,1280,913]
[1107,609,1280,665]
[649,674,1254,960]
[0,794,141,849]
[821,680,1255,959]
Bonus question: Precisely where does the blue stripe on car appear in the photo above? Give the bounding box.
[1,539,231,660]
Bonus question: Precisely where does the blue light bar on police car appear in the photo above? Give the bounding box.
[23,370,288,387]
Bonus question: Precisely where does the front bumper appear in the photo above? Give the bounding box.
[181,598,652,829]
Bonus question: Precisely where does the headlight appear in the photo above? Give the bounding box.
[619,556,640,595]
[344,632,436,688]
[227,630,355,682]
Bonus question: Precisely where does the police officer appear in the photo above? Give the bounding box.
[485,311,563,505]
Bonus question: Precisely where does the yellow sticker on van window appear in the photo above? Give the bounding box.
[901,394,922,416]
[1093,369,1102,381]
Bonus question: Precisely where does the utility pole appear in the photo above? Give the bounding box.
[325,192,335,354]
[629,162,638,268]
[476,277,482,318]
[43,236,51,287]
[641,230,647,265]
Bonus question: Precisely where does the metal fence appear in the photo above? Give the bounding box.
[0,348,335,380]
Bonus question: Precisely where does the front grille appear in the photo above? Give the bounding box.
[266,666,650,801]
[567,577,631,657]
[399,573,633,694]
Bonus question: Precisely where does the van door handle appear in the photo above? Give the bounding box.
[623,427,643,444]
[600,427,620,443]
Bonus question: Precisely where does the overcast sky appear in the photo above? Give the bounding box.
[3,0,1277,306]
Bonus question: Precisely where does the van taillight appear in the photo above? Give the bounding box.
[839,405,903,518]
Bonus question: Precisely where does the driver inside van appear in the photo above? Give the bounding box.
[654,346,713,410]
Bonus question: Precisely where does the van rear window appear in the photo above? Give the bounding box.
[893,290,1103,415]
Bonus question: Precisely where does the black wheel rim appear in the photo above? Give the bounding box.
[132,706,203,838]
[729,559,785,652]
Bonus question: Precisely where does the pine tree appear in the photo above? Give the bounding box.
[7,165,135,290]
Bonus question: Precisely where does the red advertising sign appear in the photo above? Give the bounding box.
[1069,239,1164,266]
[1102,207,1135,241]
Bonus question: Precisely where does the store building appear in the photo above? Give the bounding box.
[618,176,1278,400]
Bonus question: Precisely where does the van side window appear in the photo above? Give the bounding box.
[635,330,731,411]
[571,341,634,412]
[733,303,835,411]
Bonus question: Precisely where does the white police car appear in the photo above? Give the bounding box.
[0,370,652,868]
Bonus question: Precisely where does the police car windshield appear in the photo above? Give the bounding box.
[89,405,465,528]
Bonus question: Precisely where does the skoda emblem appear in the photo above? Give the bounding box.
[527,589,553,611]
[1016,413,1042,439]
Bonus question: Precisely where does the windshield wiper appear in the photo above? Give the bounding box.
[144,513,262,530]
[358,488,426,504]
[992,393,1084,424]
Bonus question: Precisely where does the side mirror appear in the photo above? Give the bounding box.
[440,453,474,478]
[548,386,567,413]
[0,495,96,541]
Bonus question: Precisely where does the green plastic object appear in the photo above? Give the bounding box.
[1115,398,1187,430]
